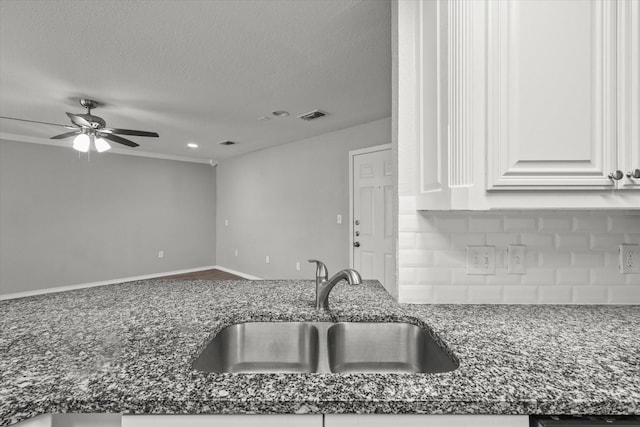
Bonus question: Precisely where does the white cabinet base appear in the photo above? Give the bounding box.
[121,415,322,427]
[325,414,529,427]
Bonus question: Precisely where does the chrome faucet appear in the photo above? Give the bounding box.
[308,259,362,310]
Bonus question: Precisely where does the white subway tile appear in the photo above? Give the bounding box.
[573,216,608,233]
[399,250,433,267]
[521,233,555,248]
[504,216,537,232]
[591,233,625,250]
[399,214,434,232]
[539,251,571,268]
[486,232,519,247]
[468,286,504,303]
[555,233,590,250]
[416,232,451,250]
[434,216,468,232]
[503,286,539,304]
[399,233,417,249]
[451,269,487,285]
[539,216,573,232]
[415,267,451,284]
[398,196,417,214]
[433,250,466,267]
[538,286,573,304]
[522,270,556,286]
[626,233,640,244]
[399,285,433,303]
[626,275,640,286]
[590,268,628,285]
[487,273,521,286]
[450,232,486,248]
[398,267,417,284]
[556,268,590,286]
[608,286,640,304]
[571,251,606,268]
[469,216,503,232]
[609,215,640,233]
[432,285,469,303]
[573,286,608,304]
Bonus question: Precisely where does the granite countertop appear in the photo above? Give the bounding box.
[1,279,639,425]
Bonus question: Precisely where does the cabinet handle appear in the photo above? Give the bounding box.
[627,169,640,179]
[609,170,624,180]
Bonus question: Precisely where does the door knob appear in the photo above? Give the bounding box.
[355,231,360,236]
[353,242,360,247]
[627,169,640,179]
[608,170,624,180]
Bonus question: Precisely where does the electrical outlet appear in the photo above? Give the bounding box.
[225,219,229,226]
[466,246,496,275]
[619,244,640,273]
[508,245,527,274]
[296,262,301,271]
[234,249,238,257]
[158,250,164,259]
[337,214,342,224]
[265,255,270,264]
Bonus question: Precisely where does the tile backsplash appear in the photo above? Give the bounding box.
[398,197,640,304]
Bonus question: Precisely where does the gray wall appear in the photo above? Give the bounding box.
[0,139,216,295]
[216,117,391,279]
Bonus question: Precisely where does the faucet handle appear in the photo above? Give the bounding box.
[307,259,328,281]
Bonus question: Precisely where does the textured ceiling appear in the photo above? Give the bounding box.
[0,0,391,162]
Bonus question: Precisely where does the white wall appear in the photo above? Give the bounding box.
[0,139,217,295]
[216,118,391,280]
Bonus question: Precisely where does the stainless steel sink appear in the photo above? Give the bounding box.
[327,322,458,374]
[191,322,319,373]
[192,321,457,374]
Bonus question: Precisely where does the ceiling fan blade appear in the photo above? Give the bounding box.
[50,130,82,140]
[102,133,139,148]
[0,115,73,128]
[66,112,92,128]
[102,128,159,137]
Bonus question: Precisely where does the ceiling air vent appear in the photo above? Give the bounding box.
[218,140,238,146]
[297,109,328,121]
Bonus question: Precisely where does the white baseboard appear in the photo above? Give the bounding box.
[213,265,262,280]
[0,265,222,300]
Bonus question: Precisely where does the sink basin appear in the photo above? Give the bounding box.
[192,322,319,373]
[327,322,458,374]
[192,321,457,374]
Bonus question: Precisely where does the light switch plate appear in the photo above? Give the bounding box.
[508,245,527,274]
[466,246,496,275]
[619,244,640,273]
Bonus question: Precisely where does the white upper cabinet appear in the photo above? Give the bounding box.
[487,0,617,190]
[401,0,640,209]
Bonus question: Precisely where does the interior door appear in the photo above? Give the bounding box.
[352,147,393,294]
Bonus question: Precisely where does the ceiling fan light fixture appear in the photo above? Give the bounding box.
[94,137,111,153]
[72,133,90,152]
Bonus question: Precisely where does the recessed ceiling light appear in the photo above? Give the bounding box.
[187,143,199,148]
[257,115,271,121]
[272,110,290,117]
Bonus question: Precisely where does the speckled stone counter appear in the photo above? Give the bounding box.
[1,279,639,425]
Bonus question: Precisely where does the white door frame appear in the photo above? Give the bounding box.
[348,143,393,269]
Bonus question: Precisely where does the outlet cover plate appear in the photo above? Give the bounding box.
[466,246,496,275]
[508,245,527,274]
[619,244,640,273]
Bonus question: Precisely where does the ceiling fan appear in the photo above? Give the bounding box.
[0,98,159,152]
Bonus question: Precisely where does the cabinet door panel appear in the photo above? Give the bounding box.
[325,414,529,427]
[487,0,617,189]
[618,0,640,190]
[122,415,322,427]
